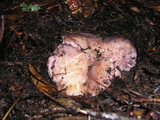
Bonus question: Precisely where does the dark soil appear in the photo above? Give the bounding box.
[0,0,160,119]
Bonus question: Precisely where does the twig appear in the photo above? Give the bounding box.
[76,108,138,120]
[2,98,20,120]
[93,80,129,104]
[0,15,4,42]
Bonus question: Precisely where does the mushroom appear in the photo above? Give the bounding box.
[87,59,121,96]
[62,33,102,50]
[47,33,137,96]
[62,33,102,65]
[100,37,137,71]
[48,44,89,95]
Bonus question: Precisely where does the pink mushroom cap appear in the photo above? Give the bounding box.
[48,33,137,96]
[48,44,89,95]
[87,59,121,96]
[100,37,137,71]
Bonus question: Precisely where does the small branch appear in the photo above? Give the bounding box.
[2,98,20,120]
[76,108,138,120]
[0,15,4,42]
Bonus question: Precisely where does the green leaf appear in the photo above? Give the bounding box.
[30,4,41,12]
[20,2,41,12]
[20,2,27,8]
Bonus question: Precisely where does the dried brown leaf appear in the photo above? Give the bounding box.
[28,63,58,94]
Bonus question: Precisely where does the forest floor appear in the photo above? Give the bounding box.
[0,0,160,119]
